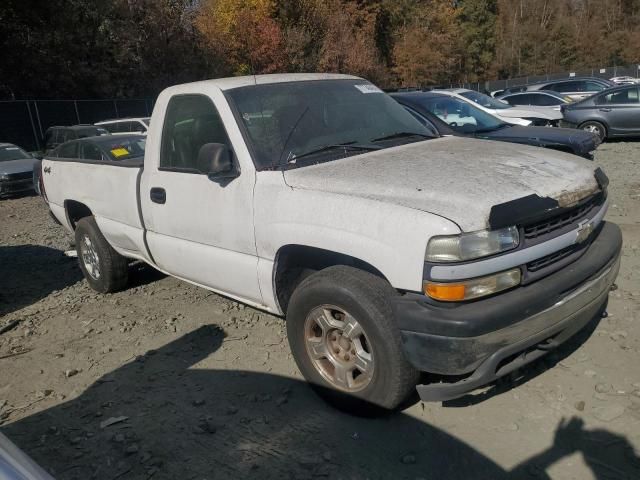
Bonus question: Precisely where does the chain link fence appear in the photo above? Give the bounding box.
[450,64,640,93]
[0,99,154,152]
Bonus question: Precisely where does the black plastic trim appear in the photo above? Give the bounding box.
[488,194,559,230]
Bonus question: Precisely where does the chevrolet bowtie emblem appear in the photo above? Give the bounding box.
[575,220,594,244]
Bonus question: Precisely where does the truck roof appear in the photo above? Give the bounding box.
[168,73,362,92]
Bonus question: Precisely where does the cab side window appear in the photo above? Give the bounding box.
[160,94,232,173]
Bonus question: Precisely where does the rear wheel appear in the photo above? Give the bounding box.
[580,121,607,141]
[286,266,420,413]
[75,217,128,293]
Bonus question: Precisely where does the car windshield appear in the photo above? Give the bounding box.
[0,146,31,162]
[100,137,146,161]
[416,96,507,134]
[459,90,511,110]
[226,79,434,169]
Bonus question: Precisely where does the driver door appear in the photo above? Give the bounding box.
[142,93,262,304]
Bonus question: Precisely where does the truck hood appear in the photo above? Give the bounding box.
[283,137,600,232]
[0,158,38,175]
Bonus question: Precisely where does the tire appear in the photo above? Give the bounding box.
[580,121,607,141]
[286,265,420,413]
[75,216,129,293]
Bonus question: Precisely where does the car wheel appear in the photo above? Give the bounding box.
[580,121,607,141]
[286,266,420,413]
[75,216,129,293]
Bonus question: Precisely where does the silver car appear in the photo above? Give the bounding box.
[0,143,39,198]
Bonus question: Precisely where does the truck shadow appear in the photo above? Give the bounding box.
[2,325,638,479]
[0,245,83,317]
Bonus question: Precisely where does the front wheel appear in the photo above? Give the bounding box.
[286,266,420,413]
[580,121,607,141]
[75,216,129,293]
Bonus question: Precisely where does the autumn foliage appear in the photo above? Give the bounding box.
[1,0,640,99]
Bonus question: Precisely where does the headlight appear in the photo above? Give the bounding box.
[424,268,521,301]
[425,226,519,262]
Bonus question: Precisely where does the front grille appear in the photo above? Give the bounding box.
[523,193,602,241]
[527,244,578,272]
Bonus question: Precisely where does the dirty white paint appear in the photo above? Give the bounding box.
[283,136,599,232]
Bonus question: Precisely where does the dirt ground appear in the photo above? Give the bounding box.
[1,142,639,480]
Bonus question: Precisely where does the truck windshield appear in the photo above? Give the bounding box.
[0,146,30,162]
[226,80,435,169]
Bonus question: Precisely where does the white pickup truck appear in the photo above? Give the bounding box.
[41,74,621,411]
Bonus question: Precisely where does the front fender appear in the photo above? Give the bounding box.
[254,173,460,292]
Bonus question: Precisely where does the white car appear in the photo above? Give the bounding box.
[41,74,621,411]
[609,76,640,85]
[442,88,562,126]
[95,117,150,135]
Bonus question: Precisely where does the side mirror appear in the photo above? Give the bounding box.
[197,143,238,180]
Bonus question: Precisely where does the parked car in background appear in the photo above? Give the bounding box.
[391,92,600,159]
[0,143,39,197]
[43,125,110,153]
[442,88,562,126]
[95,117,150,135]
[561,84,640,141]
[502,78,614,101]
[49,134,146,162]
[609,76,640,85]
[497,91,572,109]
[41,74,620,411]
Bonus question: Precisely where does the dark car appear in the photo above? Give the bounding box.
[0,143,39,197]
[43,125,110,153]
[502,77,614,101]
[49,134,146,163]
[560,84,640,141]
[497,91,572,108]
[391,92,600,159]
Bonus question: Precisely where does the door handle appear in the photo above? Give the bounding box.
[599,108,612,112]
[150,187,166,204]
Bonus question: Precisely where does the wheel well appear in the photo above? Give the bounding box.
[274,245,389,314]
[64,200,92,230]
[579,119,608,134]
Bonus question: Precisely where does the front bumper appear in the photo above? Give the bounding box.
[0,178,34,196]
[393,222,622,402]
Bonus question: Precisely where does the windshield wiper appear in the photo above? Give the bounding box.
[287,142,381,164]
[371,132,432,142]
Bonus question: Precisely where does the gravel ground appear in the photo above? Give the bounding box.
[1,142,639,480]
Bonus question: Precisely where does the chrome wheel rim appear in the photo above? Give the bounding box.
[584,124,601,136]
[80,234,101,280]
[304,305,374,392]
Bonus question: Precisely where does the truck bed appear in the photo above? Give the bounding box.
[42,157,149,261]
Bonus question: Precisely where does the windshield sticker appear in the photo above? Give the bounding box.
[110,147,129,158]
[355,84,383,94]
